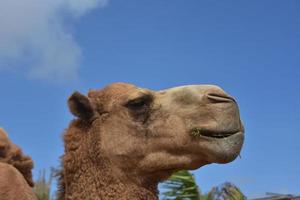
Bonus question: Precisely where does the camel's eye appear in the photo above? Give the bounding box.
[126,98,148,110]
[125,94,153,113]
[125,95,152,122]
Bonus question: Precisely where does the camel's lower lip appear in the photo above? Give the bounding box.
[202,131,244,163]
[190,128,241,139]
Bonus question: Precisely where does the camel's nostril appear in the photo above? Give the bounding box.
[206,92,235,103]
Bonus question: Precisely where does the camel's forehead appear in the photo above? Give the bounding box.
[89,83,145,106]
[101,83,141,101]
[103,82,138,95]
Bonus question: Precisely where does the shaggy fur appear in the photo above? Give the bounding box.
[0,128,35,200]
[58,120,158,200]
[57,82,244,200]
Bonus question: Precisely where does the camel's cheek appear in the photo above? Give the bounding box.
[99,109,193,172]
[99,117,149,170]
[133,114,198,170]
[147,114,189,146]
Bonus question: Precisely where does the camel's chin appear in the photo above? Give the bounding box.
[199,131,244,164]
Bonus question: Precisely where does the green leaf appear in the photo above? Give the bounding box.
[33,168,55,200]
[161,170,201,200]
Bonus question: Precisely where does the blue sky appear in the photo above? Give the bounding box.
[0,0,299,198]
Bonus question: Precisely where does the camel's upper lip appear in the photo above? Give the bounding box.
[190,128,242,139]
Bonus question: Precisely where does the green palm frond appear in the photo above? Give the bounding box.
[161,170,201,200]
[33,169,54,200]
[207,182,246,200]
[161,170,245,200]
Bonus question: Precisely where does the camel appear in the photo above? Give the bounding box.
[57,82,244,200]
[0,128,35,200]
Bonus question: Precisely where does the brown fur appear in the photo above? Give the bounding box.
[0,128,35,200]
[58,83,244,200]
[58,120,158,200]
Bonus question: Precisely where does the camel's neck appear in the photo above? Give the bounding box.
[58,120,159,200]
[59,160,159,200]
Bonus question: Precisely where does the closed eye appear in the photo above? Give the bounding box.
[125,94,153,111]
[127,99,146,108]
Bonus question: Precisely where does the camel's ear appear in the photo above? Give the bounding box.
[68,92,95,120]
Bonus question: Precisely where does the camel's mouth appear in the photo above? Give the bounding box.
[190,127,244,164]
[190,128,240,139]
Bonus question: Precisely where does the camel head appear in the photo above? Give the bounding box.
[0,128,20,162]
[68,82,244,183]
[0,128,34,187]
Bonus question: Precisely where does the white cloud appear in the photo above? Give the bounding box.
[0,0,108,81]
